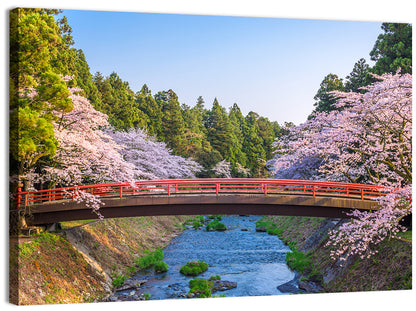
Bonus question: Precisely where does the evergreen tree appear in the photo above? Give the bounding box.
[229,103,248,167]
[345,58,371,93]
[9,8,75,187]
[206,98,239,164]
[311,73,345,115]
[92,72,148,130]
[156,89,188,155]
[135,84,161,136]
[242,121,267,177]
[370,23,412,75]
[72,49,102,107]
[256,116,275,160]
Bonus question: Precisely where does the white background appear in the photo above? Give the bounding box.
[1,1,414,311]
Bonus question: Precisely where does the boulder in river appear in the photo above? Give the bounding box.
[115,279,147,292]
[211,280,237,292]
[298,280,323,293]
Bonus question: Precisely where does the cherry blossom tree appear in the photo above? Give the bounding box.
[32,83,201,218]
[235,162,251,177]
[211,160,232,178]
[42,86,137,187]
[269,71,412,261]
[106,128,202,180]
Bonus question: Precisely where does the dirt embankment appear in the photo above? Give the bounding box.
[9,215,190,305]
[263,215,412,292]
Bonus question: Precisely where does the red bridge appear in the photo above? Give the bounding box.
[13,178,391,226]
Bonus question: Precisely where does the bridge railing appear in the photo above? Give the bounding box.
[12,178,391,209]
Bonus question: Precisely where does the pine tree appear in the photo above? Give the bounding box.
[157,89,188,155]
[370,23,412,75]
[311,73,345,115]
[206,98,238,164]
[135,84,161,136]
[345,58,371,93]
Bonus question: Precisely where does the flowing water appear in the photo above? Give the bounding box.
[111,215,296,301]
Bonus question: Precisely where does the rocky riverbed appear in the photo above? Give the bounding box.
[107,215,297,302]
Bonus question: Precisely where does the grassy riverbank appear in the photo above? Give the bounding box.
[9,215,191,305]
[258,216,412,292]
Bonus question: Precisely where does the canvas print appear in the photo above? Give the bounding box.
[9,7,412,306]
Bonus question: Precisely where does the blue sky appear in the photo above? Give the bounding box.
[60,9,382,125]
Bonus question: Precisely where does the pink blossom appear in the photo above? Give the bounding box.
[269,71,412,261]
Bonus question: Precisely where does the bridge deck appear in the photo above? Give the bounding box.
[12,179,390,225]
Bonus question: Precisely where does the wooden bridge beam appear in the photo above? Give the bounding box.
[24,194,380,226]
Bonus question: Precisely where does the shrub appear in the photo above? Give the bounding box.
[135,247,164,270]
[111,273,127,288]
[192,220,203,229]
[154,261,169,274]
[208,215,224,220]
[188,278,214,298]
[180,260,209,276]
[206,220,227,231]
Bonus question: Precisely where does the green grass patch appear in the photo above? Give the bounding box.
[208,215,225,221]
[396,230,412,241]
[208,275,221,281]
[192,220,203,229]
[180,260,209,276]
[154,261,169,274]
[111,273,127,288]
[60,219,97,229]
[188,278,214,298]
[255,219,283,236]
[135,247,164,270]
[206,220,227,231]
[286,250,312,274]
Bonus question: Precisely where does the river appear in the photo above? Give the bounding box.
[109,215,296,301]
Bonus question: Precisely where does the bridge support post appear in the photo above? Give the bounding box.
[17,186,21,210]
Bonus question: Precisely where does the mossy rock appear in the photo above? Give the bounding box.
[188,278,213,298]
[206,220,227,231]
[154,261,169,274]
[180,260,209,276]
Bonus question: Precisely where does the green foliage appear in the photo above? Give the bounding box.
[111,273,127,288]
[192,220,203,229]
[143,292,151,300]
[208,215,224,221]
[156,89,188,155]
[285,250,312,274]
[93,72,148,131]
[255,219,283,237]
[206,220,227,231]
[311,73,345,114]
[370,23,412,75]
[180,260,209,276]
[344,58,371,93]
[396,230,412,241]
[135,247,164,270]
[10,7,284,190]
[188,278,214,298]
[153,261,169,274]
[208,275,221,281]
